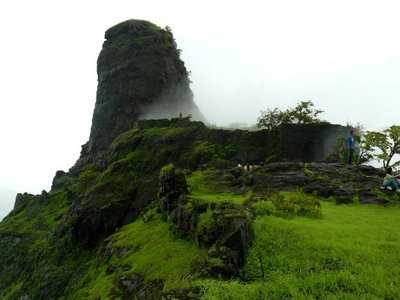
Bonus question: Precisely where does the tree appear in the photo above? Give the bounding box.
[256,108,285,130]
[364,125,400,171]
[346,123,374,165]
[289,101,324,124]
[356,133,375,165]
[257,101,324,130]
[328,124,373,165]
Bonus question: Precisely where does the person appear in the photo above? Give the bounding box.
[381,167,400,192]
[347,129,355,165]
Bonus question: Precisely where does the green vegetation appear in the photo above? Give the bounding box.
[3,118,400,299]
[200,201,400,299]
[330,124,400,169]
[71,212,203,299]
[252,191,322,219]
[257,100,324,130]
[187,170,248,205]
[110,214,201,289]
[364,125,400,171]
[196,208,215,237]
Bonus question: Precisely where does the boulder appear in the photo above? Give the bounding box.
[359,190,390,205]
[333,188,354,204]
[303,182,334,198]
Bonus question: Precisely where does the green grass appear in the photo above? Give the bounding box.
[252,191,322,219]
[68,212,204,299]
[4,161,400,299]
[110,213,203,290]
[2,282,23,300]
[200,201,400,299]
[187,170,248,205]
[0,190,70,235]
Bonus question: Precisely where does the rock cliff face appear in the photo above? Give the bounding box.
[87,20,204,154]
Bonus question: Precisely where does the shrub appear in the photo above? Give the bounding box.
[252,200,275,216]
[272,192,321,218]
[252,192,322,219]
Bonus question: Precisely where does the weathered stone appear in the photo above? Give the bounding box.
[333,188,354,204]
[358,165,384,176]
[304,182,334,198]
[51,170,72,190]
[359,190,389,205]
[14,193,29,211]
[119,274,143,294]
[87,20,204,155]
[118,274,163,299]
[159,164,189,214]
[264,162,304,172]
[169,203,200,238]
[158,166,252,278]
[69,194,136,247]
[257,162,389,206]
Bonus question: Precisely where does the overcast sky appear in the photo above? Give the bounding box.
[0,0,399,218]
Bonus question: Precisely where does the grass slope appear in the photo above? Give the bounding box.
[187,170,248,205]
[69,212,204,299]
[201,200,400,299]
[3,158,400,299]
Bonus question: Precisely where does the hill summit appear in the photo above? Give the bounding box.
[87,19,204,155]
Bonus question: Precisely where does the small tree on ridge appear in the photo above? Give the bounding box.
[257,101,324,130]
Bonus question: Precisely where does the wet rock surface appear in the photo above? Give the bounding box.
[250,162,391,205]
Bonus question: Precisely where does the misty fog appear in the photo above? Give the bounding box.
[1,0,400,218]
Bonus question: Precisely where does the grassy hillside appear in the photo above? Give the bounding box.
[1,120,400,299]
[201,199,400,299]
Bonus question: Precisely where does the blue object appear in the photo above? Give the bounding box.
[347,135,354,150]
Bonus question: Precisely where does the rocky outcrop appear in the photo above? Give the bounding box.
[51,170,73,190]
[86,20,204,156]
[117,274,163,299]
[158,164,252,278]
[247,162,391,205]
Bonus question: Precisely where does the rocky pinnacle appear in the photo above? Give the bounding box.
[87,19,204,154]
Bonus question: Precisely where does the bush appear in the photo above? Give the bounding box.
[252,200,275,216]
[252,192,322,219]
[272,192,321,218]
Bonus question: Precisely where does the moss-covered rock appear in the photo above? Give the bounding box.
[158,165,253,278]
